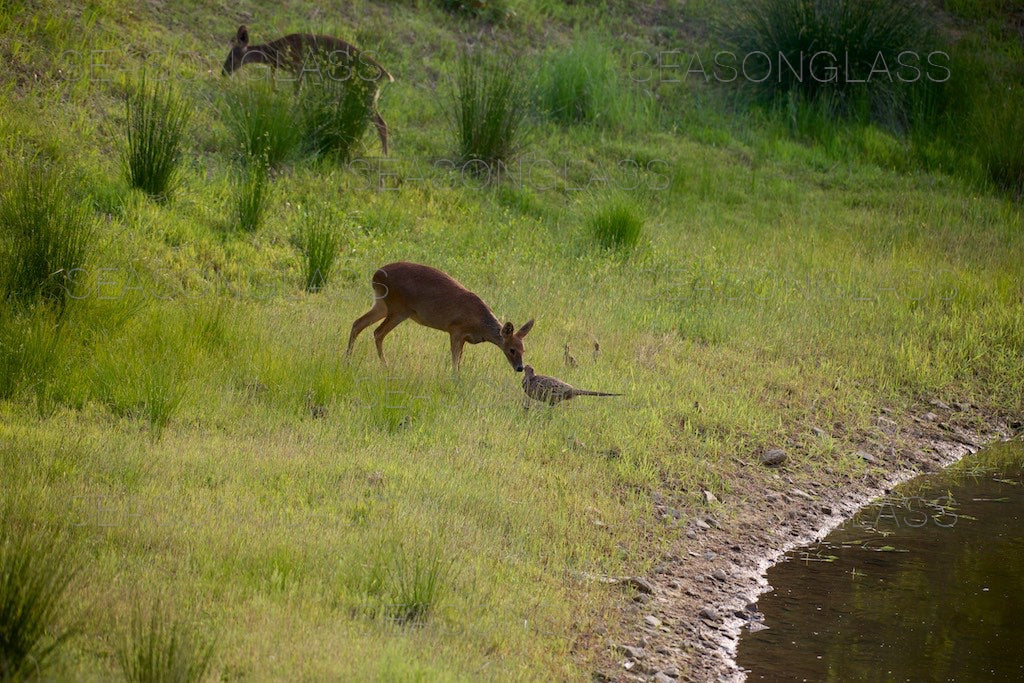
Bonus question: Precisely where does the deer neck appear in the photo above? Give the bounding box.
[481,313,504,347]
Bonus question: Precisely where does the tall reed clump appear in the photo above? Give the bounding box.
[0,522,77,680]
[0,161,92,309]
[0,304,63,412]
[536,36,623,126]
[300,77,375,162]
[723,0,932,126]
[124,76,192,200]
[223,83,301,168]
[970,88,1024,195]
[448,51,529,168]
[298,207,342,293]
[117,603,213,683]
[234,159,270,232]
[588,194,644,252]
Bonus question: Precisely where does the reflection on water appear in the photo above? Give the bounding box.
[738,440,1024,682]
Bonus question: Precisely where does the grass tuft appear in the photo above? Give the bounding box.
[298,207,342,293]
[223,83,301,168]
[0,161,92,309]
[587,195,644,251]
[449,51,529,168]
[970,88,1024,195]
[300,79,375,162]
[537,36,622,126]
[123,76,192,200]
[724,0,932,125]
[355,541,453,625]
[234,160,270,233]
[0,521,77,681]
[117,603,213,683]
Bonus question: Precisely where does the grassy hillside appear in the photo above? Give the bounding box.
[1,0,1022,679]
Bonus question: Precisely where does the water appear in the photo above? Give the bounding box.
[738,440,1024,682]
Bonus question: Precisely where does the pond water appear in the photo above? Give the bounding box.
[737,440,1024,682]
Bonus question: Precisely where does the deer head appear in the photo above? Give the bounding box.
[222,25,251,76]
[499,319,534,372]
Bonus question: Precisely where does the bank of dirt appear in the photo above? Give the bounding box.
[591,401,1018,682]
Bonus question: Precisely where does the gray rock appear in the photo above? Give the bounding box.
[811,426,827,438]
[653,672,676,683]
[644,615,662,628]
[616,644,646,660]
[930,399,951,410]
[760,449,787,466]
[625,576,656,594]
[712,568,728,582]
[791,488,814,501]
[855,450,877,464]
[923,412,938,421]
[699,606,719,622]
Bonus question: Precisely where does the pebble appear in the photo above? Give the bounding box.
[760,449,787,466]
[923,412,938,421]
[653,672,676,683]
[644,615,662,628]
[712,569,728,582]
[811,426,827,438]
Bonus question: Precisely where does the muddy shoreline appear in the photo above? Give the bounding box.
[596,403,1018,682]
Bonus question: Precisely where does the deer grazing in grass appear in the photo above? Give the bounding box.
[346,262,534,373]
[221,25,394,154]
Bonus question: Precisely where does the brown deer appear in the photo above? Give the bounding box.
[346,262,534,373]
[222,25,394,154]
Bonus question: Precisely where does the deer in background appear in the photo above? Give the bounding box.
[222,25,394,154]
[347,261,534,373]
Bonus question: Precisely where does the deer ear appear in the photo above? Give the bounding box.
[502,322,515,337]
[516,319,534,338]
[236,25,249,46]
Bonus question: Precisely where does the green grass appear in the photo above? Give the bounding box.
[0,0,1023,680]
[724,0,934,126]
[297,207,342,293]
[536,36,625,127]
[448,51,530,168]
[234,161,270,233]
[587,194,644,251]
[223,83,302,168]
[117,603,213,683]
[300,78,376,162]
[123,77,193,201]
[0,520,77,681]
[0,161,92,309]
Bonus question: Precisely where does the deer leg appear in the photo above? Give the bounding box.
[449,333,466,374]
[372,110,389,156]
[373,313,407,366]
[347,299,387,356]
[370,87,389,155]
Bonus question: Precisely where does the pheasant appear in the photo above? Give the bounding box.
[563,344,578,368]
[521,365,621,406]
